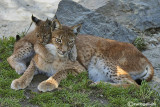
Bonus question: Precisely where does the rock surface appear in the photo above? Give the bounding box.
[0,0,59,38]
[96,0,160,31]
[77,0,107,10]
[143,48,160,93]
[55,0,137,43]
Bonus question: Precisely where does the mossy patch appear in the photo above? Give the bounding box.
[133,37,146,51]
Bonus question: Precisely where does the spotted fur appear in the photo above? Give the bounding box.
[11,19,154,92]
[11,19,86,92]
[75,35,154,87]
[7,15,52,74]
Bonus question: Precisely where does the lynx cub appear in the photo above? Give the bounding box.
[7,15,52,74]
[11,19,86,92]
[11,19,154,92]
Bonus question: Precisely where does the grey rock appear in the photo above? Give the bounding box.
[77,0,107,10]
[146,44,156,50]
[157,37,160,42]
[149,38,159,45]
[96,0,160,31]
[143,47,160,76]
[157,44,160,48]
[153,33,160,42]
[55,0,138,43]
[143,47,160,94]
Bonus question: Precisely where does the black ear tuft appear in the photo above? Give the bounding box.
[32,15,40,25]
[46,18,52,26]
[54,15,57,20]
[16,35,20,41]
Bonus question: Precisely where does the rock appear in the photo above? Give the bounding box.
[143,47,160,93]
[55,0,138,43]
[153,33,160,42]
[146,44,156,50]
[157,37,160,42]
[157,44,160,48]
[96,0,160,31]
[0,0,59,38]
[149,38,159,45]
[143,47,160,74]
[77,0,107,10]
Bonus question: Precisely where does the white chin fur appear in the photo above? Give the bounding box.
[45,44,57,56]
[58,53,64,57]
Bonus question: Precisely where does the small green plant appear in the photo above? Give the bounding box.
[134,37,146,51]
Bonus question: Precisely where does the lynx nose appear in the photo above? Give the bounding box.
[62,51,66,54]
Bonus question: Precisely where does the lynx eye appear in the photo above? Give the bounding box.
[56,38,62,43]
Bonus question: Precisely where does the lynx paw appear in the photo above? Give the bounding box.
[11,79,27,90]
[15,63,26,74]
[38,80,58,92]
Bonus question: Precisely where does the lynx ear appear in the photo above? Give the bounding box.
[32,15,40,25]
[46,18,49,21]
[53,15,57,20]
[46,18,52,26]
[71,24,81,35]
[51,19,62,31]
[16,35,20,41]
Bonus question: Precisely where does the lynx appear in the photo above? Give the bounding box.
[11,19,154,92]
[7,15,52,74]
[11,19,86,92]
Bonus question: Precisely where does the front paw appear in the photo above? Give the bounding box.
[11,79,27,90]
[15,63,26,75]
[38,80,58,92]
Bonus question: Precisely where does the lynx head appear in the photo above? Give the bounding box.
[32,15,53,45]
[49,19,81,59]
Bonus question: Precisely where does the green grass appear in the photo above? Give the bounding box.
[0,36,160,107]
[133,37,146,51]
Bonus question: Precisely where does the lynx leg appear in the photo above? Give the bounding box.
[111,66,139,87]
[34,43,54,62]
[38,62,86,92]
[90,67,139,88]
[11,60,36,90]
[7,42,34,74]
